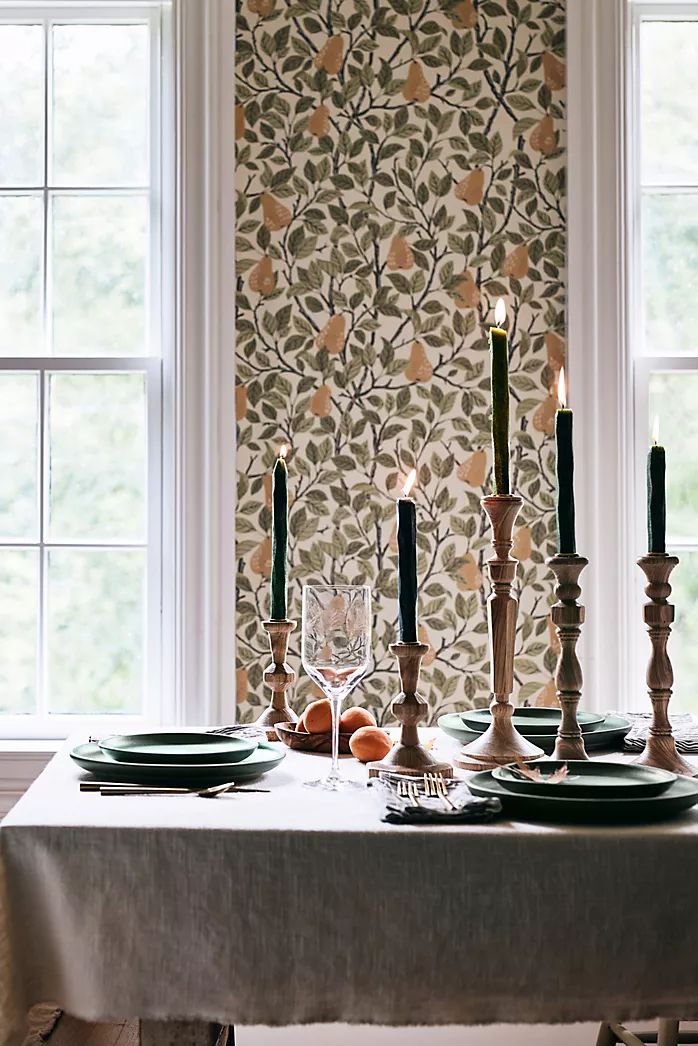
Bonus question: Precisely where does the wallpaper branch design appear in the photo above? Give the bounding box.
[234,0,566,721]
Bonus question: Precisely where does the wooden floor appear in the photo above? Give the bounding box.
[40,1013,139,1046]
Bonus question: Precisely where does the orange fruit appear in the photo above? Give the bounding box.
[310,384,332,417]
[502,243,529,279]
[250,536,272,576]
[456,554,482,591]
[454,169,484,205]
[248,255,276,295]
[315,314,346,354]
[457,448,487,487]
[339,707,377,734]
[451,270,480,308]
[542,52,565,91]
[386,236,414,271]
[315,35,344,74]
[403,60,430,103]
[296,712,308,733]
[404,341,432,382]
[533,394,557,435]
[545,330,565,369]
[450,0,477,28]
[308,104,330,137]
[530,115,557,156]
[349,726,392,763]
[304,698,333,734]
[261,193,292,232]
[512,526,532,561]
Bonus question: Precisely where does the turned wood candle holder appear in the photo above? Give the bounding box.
[254,619,298,741]
[367,641,453,779]
[635,554,696,777]
[547,553,589,761]
[456,495,544,771]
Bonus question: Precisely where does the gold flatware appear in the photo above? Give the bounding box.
[84,781,270,796]
[424,772,456,810]
[397,778,420,807]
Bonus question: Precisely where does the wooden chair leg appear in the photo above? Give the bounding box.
[608,1024,645,1046]
[597,1022,619,1045]
[658,1021,680,1046]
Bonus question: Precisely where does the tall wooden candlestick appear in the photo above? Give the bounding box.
[456,494,544,770]
[254,619,299,741]
[548,553,588,760]
[367,641,453,779]
[635,554,695,776]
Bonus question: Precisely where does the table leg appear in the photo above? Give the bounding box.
[139,1020,230,1046]
[658,1020,680,1046]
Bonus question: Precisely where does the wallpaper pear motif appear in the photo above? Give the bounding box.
[235,0,567,722]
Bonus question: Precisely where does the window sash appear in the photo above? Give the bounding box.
[0,2,170,737]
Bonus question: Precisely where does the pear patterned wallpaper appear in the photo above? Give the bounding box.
[234,0,567,721]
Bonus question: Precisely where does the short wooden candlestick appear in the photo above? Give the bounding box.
[635,554,695,777]
[547,553,589,761]
[367,642,453,779]
[254,619,298,741]
[456,495,544,771]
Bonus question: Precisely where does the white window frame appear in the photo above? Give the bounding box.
[0,0,235,745]
[568,0,698,711]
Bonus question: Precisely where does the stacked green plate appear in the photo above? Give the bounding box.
[468,759,698,823]
[438,711,631,754]
[461,707,604,735]
[71,736,285,786]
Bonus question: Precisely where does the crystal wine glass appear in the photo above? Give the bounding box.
[301,584,372,791]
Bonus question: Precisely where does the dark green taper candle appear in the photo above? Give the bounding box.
[555,368,576,554]
[648,422,666,554]
[270,447,288,620]
[490,298,510,495]
[397,469,418,643]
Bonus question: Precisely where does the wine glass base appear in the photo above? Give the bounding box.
[303,776,364,793]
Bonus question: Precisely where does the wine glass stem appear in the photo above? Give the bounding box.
[330,697,341,780]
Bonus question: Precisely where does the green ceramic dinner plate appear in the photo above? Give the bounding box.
[461,706,605,735]
[468,769,698,823]
[438,712,631,755]
[493,759,676,798]
[71,740,284,785]
[99,731,257,765]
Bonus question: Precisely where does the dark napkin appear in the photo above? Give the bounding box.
[370,778,502,825]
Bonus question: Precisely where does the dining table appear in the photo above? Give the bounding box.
[2,730,698,1046]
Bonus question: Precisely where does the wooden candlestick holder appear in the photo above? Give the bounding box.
[254,619,298,741]
[547,553,589,761]
[635,554,695,777]
[456,495,544,771]
[367,641,453,779]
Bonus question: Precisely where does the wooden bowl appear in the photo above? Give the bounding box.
[274,722,353,754]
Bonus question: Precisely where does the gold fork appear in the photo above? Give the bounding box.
[397,778,420,807]
[424,772,456,810]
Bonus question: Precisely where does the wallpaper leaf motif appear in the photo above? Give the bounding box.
[234,0,567,723]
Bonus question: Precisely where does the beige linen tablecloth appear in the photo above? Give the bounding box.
[2,736,698,1045]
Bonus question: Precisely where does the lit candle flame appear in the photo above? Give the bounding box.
[278,444,288,460]
[402,468,417,497]
[494,298,506,327]
[557,367,567,408]
[652,417,660,446]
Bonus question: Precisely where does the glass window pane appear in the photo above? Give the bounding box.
[0,195,42,355]
[47,372,147,542]
[0,25,44,187]
[642,194,698,355]
[0,374,38,540]
[641,22,698,185]
[0,549,37,713]
[649,372,698,542]
[667,550,698,714]
[51,194,147,355]
[47,548,145,713]
[52,23,149,187]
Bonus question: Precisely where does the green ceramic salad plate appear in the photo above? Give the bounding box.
[461,706,605,735]
[99,731,257,765]
[493,759,675,799]
[438,712,631,755]
[71,740,284,786]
